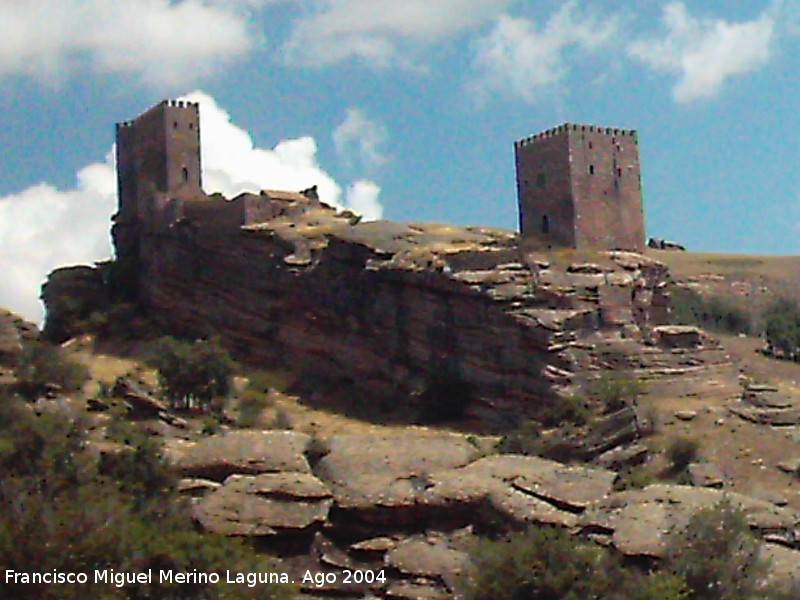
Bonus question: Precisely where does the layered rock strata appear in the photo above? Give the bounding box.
[44,199,736,420]
[168,430,800,597]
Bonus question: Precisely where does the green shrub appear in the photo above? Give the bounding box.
[536,393,590,427]
[590,373,641,413]
[670,287,751,335]
[666,499,767,600]
[614,464,656,491]
[201,414,223,435]
[763,297,800,359]
[238,389,271,428]
[497,420,543,456]
[465,526,689,600]
[149,336,235,412]
[270,408,294,430]
[14,340,89,399]
[666,436,700,472]
[246,369,293,394]
[0,394,293,600]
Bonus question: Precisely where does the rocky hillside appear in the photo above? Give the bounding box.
[42,202,737,426]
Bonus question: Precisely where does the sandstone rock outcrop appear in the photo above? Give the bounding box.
[193,472,332,537]
[0,310,38,387]
[43,199,737,423]
[40,265,107,342]
[169,429,800,597]
[165,430,311,480]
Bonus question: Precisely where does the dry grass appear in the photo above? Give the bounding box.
[650,249,800,282]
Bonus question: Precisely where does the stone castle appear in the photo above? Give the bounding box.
[113,100,645,273]
[515,124,644,251]
[45,100,724,423]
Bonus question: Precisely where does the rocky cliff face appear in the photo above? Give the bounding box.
[43,201,734,422]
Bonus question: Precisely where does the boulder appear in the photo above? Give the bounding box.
[111,376,167,418]
[315,433,480,517]
[41,265,107,342]
[777,458,800,474]
[652,325,704,349]
[166,430,311,480]
[193,472,331,536]
[385,581,451,599]
[580,484,800,559]
[385,534,471,594]
[594,444,648,470]
[762,544,800,592]
[688,463,725,489]
[177,478,222,497]
[675,410,697,421]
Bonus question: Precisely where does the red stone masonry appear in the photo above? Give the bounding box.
[515,124,645,251]
[115,100,203,227]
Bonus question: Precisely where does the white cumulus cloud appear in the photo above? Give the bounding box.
[345,180,383,221]
[0,0,258,87]
[0,91,382,323]
[333,108,388,173]
[282,0,513,67]
[628,2,774,103]
[470,2,618,103]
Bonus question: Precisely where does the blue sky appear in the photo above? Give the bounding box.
[1,0,800,321]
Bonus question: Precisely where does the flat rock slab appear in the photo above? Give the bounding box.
[427,454,613,528]
[777,458,800,474]
[512,463,617,512]
[166,430,311,480]
[315,433,481,510]
[385,581,451,599]
[595,444,648,470]
[688,463,725,489]
[350,537,398,557]
[177,478,222,496]
[580,484,800,559]
[762,544,800,592]
[729,403,800,426]
[193,472,331,536]
[385,534,471,590]
[487,486,578,528]
[223,472,331,500]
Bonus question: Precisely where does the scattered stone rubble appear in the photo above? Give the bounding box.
[729,383,800,426]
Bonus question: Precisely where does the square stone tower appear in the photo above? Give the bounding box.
[115,99,203,226]
[515,123,645,251]
[112,100,204,299]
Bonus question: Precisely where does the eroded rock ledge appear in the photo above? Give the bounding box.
[44,202,736,423]
[168,430,800,597]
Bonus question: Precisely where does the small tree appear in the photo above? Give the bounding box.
[14,340,89,399]
[763,297,800,359]
[590,372,642,413]
[150,337,234,412]
[666,436,699,472]
[465,526,689,600]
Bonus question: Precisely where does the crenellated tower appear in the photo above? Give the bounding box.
[515,123,645,251]
[112,100,204,298]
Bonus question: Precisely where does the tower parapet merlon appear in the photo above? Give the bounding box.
[514,123,638,147]
[164,100,199,108]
